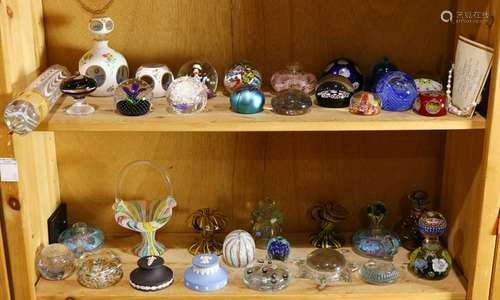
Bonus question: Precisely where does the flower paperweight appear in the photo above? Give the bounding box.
[229,86,265,114]
[352,202,400,260]
[359,260,400,285]
[60,73,97,116]
[271,89,312,116]
[296,248,352,290]
[188,208,228,256]
[271,65,317,95]
[323,58,363,91]
[113,79,153,116]
[399,190,430,250]
[58,222,104,258]
[184,254,228,292]
[178,60,218,97]
[224,62,262,93]
[113,160,177,257]
[349,91,381,116]
[130,256,174,291]
[266,236,290,262]
[251,197,284,249]
[36,243,75,280]
[223,229,256,268]
[375,71,417,111]
[77,249,123,289]
[315,75,354,108]
[243,258,291,292]
[166,76,208,114]
[309,201,348,248]
[135,64,174,98]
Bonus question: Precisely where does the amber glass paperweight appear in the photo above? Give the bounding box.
[187,208,228,255]
[251,197,284,249]
[309,201,348,248]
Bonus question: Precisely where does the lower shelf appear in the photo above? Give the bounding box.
[36,233,466,300]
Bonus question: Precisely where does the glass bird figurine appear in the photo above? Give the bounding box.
[309,201,348,248]
[251,197,284,249]
[187,208,228,256]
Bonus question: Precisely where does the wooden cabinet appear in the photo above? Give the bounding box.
[1,0,500,299]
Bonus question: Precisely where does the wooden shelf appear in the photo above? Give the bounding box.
[39,92,486,132]
[36,234,466,300]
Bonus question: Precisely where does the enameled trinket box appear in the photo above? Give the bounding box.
[315,75,354,108]
[414,78,443,93]
[130,256,174,291]
[413,91,447,117]
[243,258,291,291]
[184,254,228,292]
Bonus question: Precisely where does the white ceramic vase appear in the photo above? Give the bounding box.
[135,64,174,98]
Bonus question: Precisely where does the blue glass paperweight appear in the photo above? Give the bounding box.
[352,202,400,260]
[375,71,417,111]
[370,57,398,91]
[184,254,228,292]
[229,85,265,114]
[323,58,363,91]
[266,236,290,262]
[58,222,104,258]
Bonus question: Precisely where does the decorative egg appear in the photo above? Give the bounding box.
[178,60,218,98]
[315,75,354,108]
[324,58,363,92]
[375,71,417,112]
[224,62,262,93]
[266,236,290,262]
[229,86,265,114]
[222,230,256,268]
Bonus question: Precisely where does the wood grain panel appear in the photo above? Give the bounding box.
[491,232,500,300]
[0,222,10,300]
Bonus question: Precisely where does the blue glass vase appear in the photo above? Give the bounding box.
[375,71,417,111]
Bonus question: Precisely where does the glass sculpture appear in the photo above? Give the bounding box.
[375,71,417,111]
[323,57,363,91]
[251,197,284,249]
[266,236,290,262]
[77,249,123,289]
[187,208,228,256]
[359,260,400,285]
[58,222,104,258]
[60,73,97,116]
[113,78,153,116]
[243,258,291,291]
[166,76,208,114]
[178,60,218,97]
[309,201,348,248]
[399,190,431,250]
[224,62,262,93]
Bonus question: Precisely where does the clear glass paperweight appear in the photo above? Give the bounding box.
[58,222,104,258]
[178,60,218,98]
[113,78,153,116]
[271,89,312,116]
[36,243,75,280]
[243,258,291,292]
[271,65,317,95]
[359,260,400,285]
[166,76,208,114]
[251,197,284,249]
[77,249,123,289]
[309,201,348,248]
[224,62,262,93]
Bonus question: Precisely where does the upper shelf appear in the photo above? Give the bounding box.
[40,92,486,132]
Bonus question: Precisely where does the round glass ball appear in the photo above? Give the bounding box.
[113,79,153,116]
[166,76,208,114]
[224,62,262,93]
[36,243,75,280]
[375,71,417,112]
[229,86,265,114]
[177,60,218,97]
[266,236,290,262]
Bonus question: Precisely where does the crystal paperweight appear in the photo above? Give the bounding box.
[270,65,317,94]
[130,256,174,291]
[399,190,430,250]
[243,258,291,292]
[184,254,228,292]
[188,208,228,255]
[323,57,363,91]
[375,71,417,111]
[315,75,354,108]
[359,260,400,285]
[224,62,262,93]
[113,78,153,116]
[166,76,208,114]
[271,89,312,116]
[77,249,123,289]
[58,222,104,258]
[60,73,97,116]
[266,236,290,262]
[178,60,218,97]
[349,91,381,116]
[36,243,75,280]
[251,197,284,249]
[309,201,348,248]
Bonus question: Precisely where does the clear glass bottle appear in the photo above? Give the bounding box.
[251,197,284,249]
[36,243,75,280]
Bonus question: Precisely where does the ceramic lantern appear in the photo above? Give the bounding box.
[79,16,129,96]
[222,230,256,268]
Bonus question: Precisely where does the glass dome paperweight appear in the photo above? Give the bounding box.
[271,65,317,95]
[58,222,104,258]
[224,62,262,93]
[375,71,417,111]
[166,76,208,114]
[409,211,452,280]
[130,256,174,291]
[77,249,123,289]
[188,208,228,256]
[178,60,218,98]
[60,73,97,116]
[243,258,291,292]
[113,79,153,116]
[36,243,75,280]
[251,197,284,249]
[184,254,228,292]
[323,57,363,91]
[352,202,400,260]
[399,190,430,251]
[315,75,354,108]
[229,85,265,114]
[271,89,312,116]
[296,248,352,290]
[113,160,177,257]
[349,91,381,116]
[359,260,400,285]
[266,236,290,262]
[309,201,348,248]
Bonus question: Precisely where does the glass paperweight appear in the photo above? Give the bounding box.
[359,260,400,285]
[223,230,256,268]
[184,254,228,292]
[251,197,284,249]
[60,73,97,116]
[229,85,265,114]
[188,208,228,255]
[166,76,208,114]
[323,57,363,91]
[36,243,75,280]
[296,248,352,290]
[271,65,317,94]
[399,190,430,250]
[130,256,174,291]
[415,78,443,93]
[243,258,291,291]
[113,160,177,257]
[77,249,123,289]
[375,71,417,111]
[113,79,153,116]
[266,236,290,262]
[413,91,447,117]
[58,222,104,258]
[271,89,312,116]
[309,201,348,248]
[315,75,354,108]
[224,62,262,93]
[409,211,452,280]
[370,57,398,91]
[352,202,400,259]
[178,60,218,98]
[349,91,381,116]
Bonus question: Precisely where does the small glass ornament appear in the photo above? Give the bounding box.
[113,160,177,257]
[184,254,228,292]
[270,65,317,94]
[113,79,153,116]
[409,211,452,280]
[224,62,262,93]
[352,202,400,260]
[414,78,443,93]
[188,208,228,256]
[296,248,352,290]
[166,76,208,114]
[413,91,447,117]
[243,258,291,291]
[135,64,174,98]
[399,190,431,251]
[359,260,400,285]
[375,71,417,111]
[58,222,104,258]
[229,86,265,114]
[223,230,256,268]
[130,256,174,291]
[251,197,284,249]
[309,201,348,248]
[349,91,381,116]
[315,75,354,108]
[60,73,97,116]
[323,57,363,91]
[370,57,398,91]
[266,236,290,262]
[271,89,312,116]
[77,249,123,289]
[178,60,218,98]
[36,243,75,280]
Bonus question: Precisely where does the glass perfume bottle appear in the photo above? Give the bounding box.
[399,190,430,250]
[251,197,284,249]
[309,201,348,248]
[409,211,452,280]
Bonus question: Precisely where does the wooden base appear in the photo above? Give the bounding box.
[36,234,466,300]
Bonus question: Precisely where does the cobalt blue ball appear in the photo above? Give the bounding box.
[370,57,398,92]
[324,58,364,92]
[230,86,265,114]
[266,236,290,262]
[375,71,417,112]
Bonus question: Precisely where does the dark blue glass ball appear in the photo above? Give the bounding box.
[266,236,290,262]
[323,58,364,92]
[375,71,417,112]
